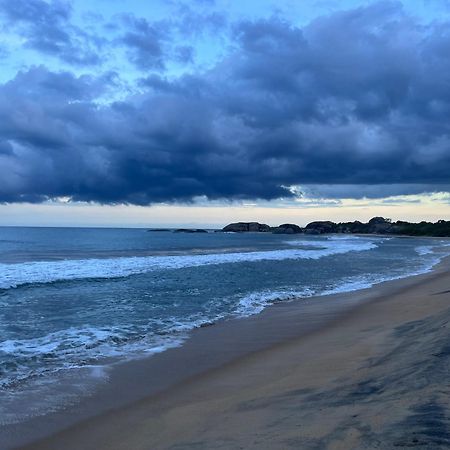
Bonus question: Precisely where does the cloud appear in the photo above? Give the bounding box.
[173,5,227,38]
[0,0,103,65]
[1,1,450,205]
[0,45,8,59]
[119,14,168,70]
[117,5,225,70]
[298,184,450,200]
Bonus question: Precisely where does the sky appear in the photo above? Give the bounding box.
[1,0,450,227]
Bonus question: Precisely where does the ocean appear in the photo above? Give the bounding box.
[0,226,449,425]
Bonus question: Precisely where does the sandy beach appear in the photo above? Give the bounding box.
[15,256,450,450]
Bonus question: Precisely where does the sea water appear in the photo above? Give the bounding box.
[0,227,449,423]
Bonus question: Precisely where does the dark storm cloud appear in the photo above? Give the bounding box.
[0,0,102,65]
[301,184,450,200]
[119,15,168,70]
[174,45,195,63]
[117,5,225,70]
[1,1,450,204]
[173,6,227,38]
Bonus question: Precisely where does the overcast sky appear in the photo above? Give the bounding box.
[1,0,450,227]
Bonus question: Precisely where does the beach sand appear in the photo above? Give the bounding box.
[20,260,450,449]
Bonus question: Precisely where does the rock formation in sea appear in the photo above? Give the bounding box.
[222,222,272,232]
[304,221,337,234]
[220,218,450,237]
[174,229,208,233]
[272,224,303,234]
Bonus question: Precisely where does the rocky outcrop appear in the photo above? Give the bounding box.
[272,223,303,234]
[222,222,271,232]
[335,221,366,234]
[219,218,450,237]
[305,221,337,234]
[174,229,208,233]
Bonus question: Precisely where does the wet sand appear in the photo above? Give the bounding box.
[15,258,450,449]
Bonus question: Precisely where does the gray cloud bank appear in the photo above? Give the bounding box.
[1,1,450,204]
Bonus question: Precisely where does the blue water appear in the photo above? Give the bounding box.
[0,227,449,423]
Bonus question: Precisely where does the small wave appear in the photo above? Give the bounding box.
[234,279,376,319]
[0,319,202,389]
[326,235,365,240]
[325,248,450,296]
[235,245,450,318]
[236,288,314,316]
[285,235,380,246]
[415,245,434,256]
[415,242,450,257]
[326,235,392,241]
[0,240,378,290]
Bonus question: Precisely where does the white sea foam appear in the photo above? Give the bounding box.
[415,242,450,258]
[415,245,434,256]
[0,322,190,389]
[0,239,378,290]
[236,243,450,318]
[326,235,366,240]
[236,288,315,316]
[0,308,233,389]
[324,245,450,295]
[284,235,381,246]
[235,279,377,318]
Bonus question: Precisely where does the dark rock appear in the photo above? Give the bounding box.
[336,221,367,234]
[272,223,303,234]
[219,218,450,237]
[305,221,337,234]
[174,228,208,233]
[222,222,272,232]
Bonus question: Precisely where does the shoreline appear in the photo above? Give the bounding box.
[4,255,448,449]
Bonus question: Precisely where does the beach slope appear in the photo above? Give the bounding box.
[25,266,450,450]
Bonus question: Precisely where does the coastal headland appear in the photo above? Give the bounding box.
[156,217,450,236]
[221,217,450,236]
[21,256,450,450]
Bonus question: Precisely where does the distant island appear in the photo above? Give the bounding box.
[147,228,209,233]
[173,228,208,233]
[146,217,450,237]
[221,217,450,237]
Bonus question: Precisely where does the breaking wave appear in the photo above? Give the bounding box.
[0,239,378,290]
